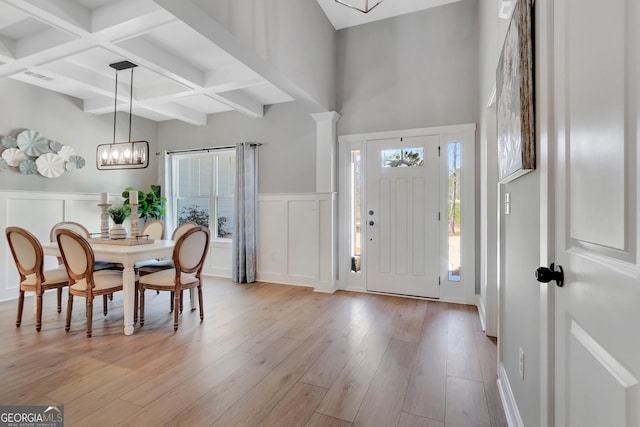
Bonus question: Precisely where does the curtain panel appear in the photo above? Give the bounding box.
[232,143,257,283]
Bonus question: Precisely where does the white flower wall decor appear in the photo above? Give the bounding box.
[0,130,85,178]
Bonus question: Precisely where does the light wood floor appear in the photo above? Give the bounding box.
[0,278,507,427]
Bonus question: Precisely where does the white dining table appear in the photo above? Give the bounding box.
[42,239,175,336]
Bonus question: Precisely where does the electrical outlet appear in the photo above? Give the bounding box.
[519,347,525,380]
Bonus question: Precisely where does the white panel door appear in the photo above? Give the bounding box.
[553,0,640,425]
[366,135,440,298]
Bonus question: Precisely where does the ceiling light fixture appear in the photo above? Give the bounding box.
[96,60,149,170]
[334,0,384,13]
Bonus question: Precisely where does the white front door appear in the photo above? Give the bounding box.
[365,135,440,298]
[552,0,640,425]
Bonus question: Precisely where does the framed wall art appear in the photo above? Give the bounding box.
[496,0,535,183]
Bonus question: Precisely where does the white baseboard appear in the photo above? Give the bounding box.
[497,362,525,427]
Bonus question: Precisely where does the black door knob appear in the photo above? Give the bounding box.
[369,221,375,226]
[535,263,564,287]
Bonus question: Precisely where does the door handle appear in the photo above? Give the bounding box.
[535,263,564,287]
[369,221,375,226]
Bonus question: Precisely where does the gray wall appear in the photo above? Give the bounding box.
[478,0,541,425]
[336,0,479,135]
[0,79,157,196]
[192,0,336,112]
[156,101,317,194]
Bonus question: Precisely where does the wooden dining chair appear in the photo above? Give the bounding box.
[6,226,69,332]
[132,219,165,319]
[140,219,164,240]
[137,221,198,312]
[138,226,210,331]
[55,228,123,337]
[137,222,196,274]
[50,221,121,271]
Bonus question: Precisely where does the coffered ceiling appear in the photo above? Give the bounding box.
[0,0,468,125]
[0,0,293,125]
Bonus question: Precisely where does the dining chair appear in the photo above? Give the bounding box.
[137,222,196,274]
[55,228,123,337]
[133,219,165,319]
[140,219,164,240]
[138,226,210,331]
[50,221,121,271]
[5,226,69,332]
[137,221,197,312]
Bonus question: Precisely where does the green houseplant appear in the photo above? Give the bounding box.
[122,185,167,223]
[107,205,130,239]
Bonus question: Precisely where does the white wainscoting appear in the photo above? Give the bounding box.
[256,193,334,290]
[1,191,334,301]
[0,190,108,302]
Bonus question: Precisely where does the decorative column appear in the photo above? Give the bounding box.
[310,111,340,293]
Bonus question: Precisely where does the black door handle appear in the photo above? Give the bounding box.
[369,221,374,226]
[535,263,564,287]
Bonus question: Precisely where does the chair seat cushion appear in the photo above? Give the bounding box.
[137,259,174,273]
[139,268,198,287]
[71,270,123,292]
[22,266,68,286]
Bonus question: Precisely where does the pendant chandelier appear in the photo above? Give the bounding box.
[96,61,149,170]
[334,0,384,13]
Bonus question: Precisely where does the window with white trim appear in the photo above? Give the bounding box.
[173,150,235,240]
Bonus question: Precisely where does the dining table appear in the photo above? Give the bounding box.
[42,238,175,335]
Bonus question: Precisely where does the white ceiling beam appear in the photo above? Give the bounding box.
[153,0,328,114]
[15,26,76,58]
[83,96,129,114]
[6,0,91,34]
[92,0,175,37]
[114,37,205,88]
[204,66,263,92]
[209,90,263,118]
[135,81,192,102]
[138,102,207,126]
[40,60,117,96]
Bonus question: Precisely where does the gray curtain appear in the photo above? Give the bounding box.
[232,143,257,283]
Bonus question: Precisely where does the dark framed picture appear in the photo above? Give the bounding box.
[497,0,535,183]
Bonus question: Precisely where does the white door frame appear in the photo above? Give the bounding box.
[337,123,476,305]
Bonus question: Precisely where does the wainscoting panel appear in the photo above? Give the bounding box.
[0,191,332,301]
[0,191,102,302]
[257,193,333,288]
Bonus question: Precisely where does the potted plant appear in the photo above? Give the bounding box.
[122,185,166,224]
[107,205,130,239]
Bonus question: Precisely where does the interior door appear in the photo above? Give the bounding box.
[366,135,440,298]
[553,0,640,425]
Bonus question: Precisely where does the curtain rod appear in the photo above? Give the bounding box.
[160,143,262,155]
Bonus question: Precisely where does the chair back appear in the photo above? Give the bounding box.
[174,226,210,276]
[6,226,44,281]
[171,222,197,241]
[50,221,90,242]
[141,220,164,240]
[55,229,95,287]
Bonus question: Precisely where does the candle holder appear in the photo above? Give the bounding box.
[98,203,111,238]
[129,203,140,237]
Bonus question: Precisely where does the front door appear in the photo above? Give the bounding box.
[553,0,640,425]
[365,135,440,298]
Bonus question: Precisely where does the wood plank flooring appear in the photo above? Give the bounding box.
[0,278,507,427]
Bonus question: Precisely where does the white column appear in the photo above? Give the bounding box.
[311,111,340,293]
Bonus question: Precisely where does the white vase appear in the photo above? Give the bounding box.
[110,223,128,239]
